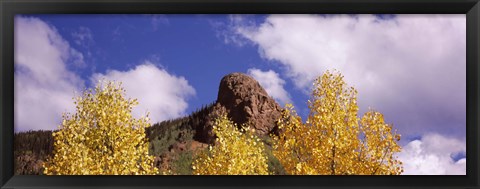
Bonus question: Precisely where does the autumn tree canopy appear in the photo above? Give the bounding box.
[273,71,403,175]
[192,114,269,175]
[43,81,158,175]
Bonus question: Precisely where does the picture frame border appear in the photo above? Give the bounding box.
[1,0,478,188]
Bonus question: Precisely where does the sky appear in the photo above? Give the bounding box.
[14,14,466,175]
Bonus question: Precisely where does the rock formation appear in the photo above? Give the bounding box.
[216,72,283,136]
[193,72,284,144]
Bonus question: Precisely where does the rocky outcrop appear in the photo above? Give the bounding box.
[192,72,284,144]
[197,104,228,144]
[216,72,283,136]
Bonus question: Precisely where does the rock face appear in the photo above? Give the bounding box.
[216,72,283,136]
[199,104,228,144]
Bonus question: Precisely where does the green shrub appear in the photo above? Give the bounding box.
[172,151,194,175]
[265,144,286,175]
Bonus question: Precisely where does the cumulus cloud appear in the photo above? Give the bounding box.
[233,14,466,141]
[14,16,85,132]
[247,68,291,106]
[15,16,196,132]
[398,133,466,175]
[91,62,196,124]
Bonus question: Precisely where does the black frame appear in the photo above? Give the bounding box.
[1,0,478,188]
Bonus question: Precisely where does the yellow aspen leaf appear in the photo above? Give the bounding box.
[43,80,158,175]
[272,70,403,175]
[192,114,269,175]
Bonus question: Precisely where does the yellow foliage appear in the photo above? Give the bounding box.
[273,70,403,175]
[43,81,158,175]
[192,114,269,175]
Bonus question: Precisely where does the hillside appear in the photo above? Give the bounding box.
[14,72,285,175]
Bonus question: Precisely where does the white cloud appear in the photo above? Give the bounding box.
[210,14,255,47]
[91,62,196,124]
[15,16,196,132]
[14,16,85,132]
[398,133,466,175]
[150,14,169,31]
[247,68,291,106]
[234,14,466,140]
[71,26,94,48]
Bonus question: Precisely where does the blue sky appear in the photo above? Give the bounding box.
[14,14,466,175]
[26,14,295,116]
